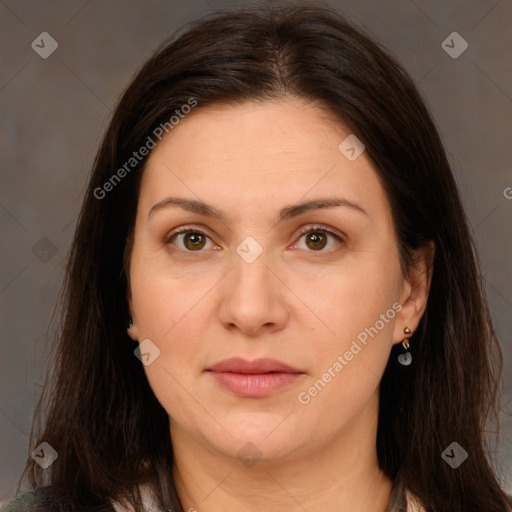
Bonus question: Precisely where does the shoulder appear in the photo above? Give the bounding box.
[403,491,512,512]
[0,488,117,511]
[0,489,41,511]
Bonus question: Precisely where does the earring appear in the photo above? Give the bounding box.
[127,318,133,331]
[397,327,412,366]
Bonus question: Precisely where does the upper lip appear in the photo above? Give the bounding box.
[206,357,302,374]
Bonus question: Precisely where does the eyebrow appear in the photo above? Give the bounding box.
[148,196,368,222]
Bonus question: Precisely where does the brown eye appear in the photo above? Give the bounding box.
[305,232,328,250]
[182,232,206,250]
[166,230,214,252]
[293,226,344,252]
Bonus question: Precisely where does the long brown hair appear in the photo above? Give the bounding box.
[16,3,509,511]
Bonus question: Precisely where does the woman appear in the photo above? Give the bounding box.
[3,3,511,511]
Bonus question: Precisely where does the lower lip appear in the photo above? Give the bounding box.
[207,371,304,397]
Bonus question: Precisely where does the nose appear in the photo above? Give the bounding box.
[217,246,290,336]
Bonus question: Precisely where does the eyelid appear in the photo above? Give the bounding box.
[294,223,345,240]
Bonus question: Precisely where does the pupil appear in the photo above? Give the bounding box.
[186,233,204,249]
[307,232,326,250]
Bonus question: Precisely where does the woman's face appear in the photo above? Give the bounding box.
[127,96,423,463]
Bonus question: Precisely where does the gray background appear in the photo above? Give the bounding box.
[1,0,511,503]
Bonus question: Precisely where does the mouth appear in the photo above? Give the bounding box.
[205,357,305,397]
[206,356,302,374]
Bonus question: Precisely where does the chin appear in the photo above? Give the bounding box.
[201,418,307,464]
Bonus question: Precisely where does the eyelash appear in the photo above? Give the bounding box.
[164,224,344,253]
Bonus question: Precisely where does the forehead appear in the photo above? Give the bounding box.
[136,97,389,223]
[149,97,343,163]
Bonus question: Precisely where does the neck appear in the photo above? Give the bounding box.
[171,393,394,512]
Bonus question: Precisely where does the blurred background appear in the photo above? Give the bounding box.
[1,0,511,502]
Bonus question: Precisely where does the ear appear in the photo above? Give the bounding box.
[126,286,139,342]
[392,241,435,344]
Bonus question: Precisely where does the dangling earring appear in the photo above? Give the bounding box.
[397,327,412,366]
[127,318,133,331]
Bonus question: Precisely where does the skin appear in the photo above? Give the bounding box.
[126,96,434,512]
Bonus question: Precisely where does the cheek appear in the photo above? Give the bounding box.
[130,275,209,423]
[129,240,215,338]
[295,270,399,424]
[293,249,401,410]
[130,275,210,373]
[297,250,400,341]
[128,249,211,399]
